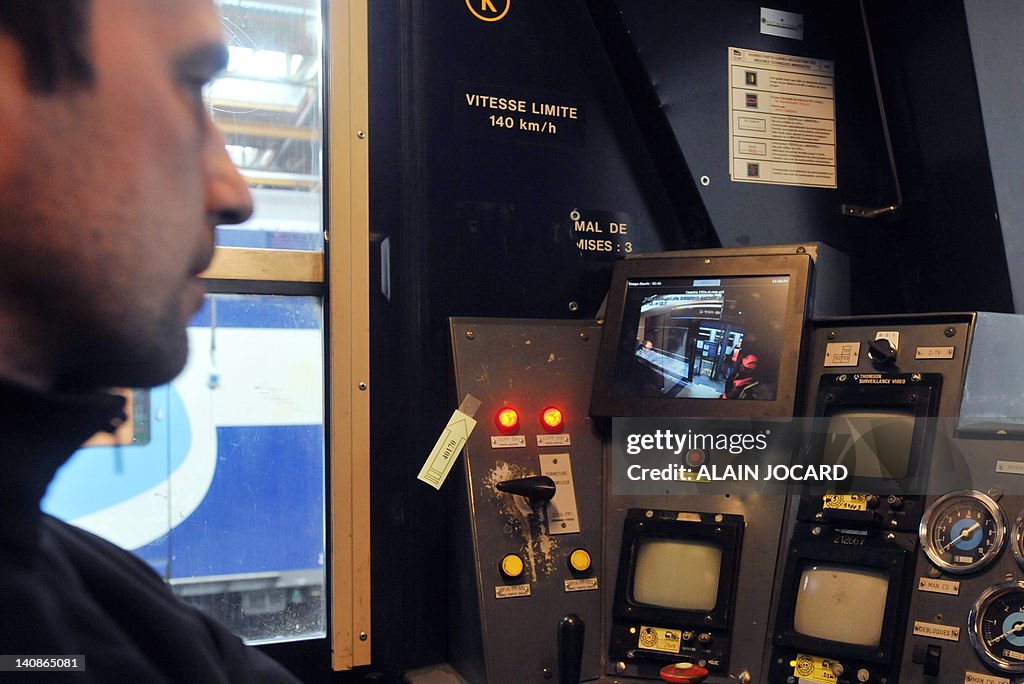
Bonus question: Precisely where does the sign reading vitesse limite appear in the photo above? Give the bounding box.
[456,81,585,148]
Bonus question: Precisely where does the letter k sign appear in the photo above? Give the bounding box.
[466,0,510,22]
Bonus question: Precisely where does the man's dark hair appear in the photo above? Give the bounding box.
[0,1,94,92]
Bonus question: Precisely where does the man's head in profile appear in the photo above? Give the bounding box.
[0,0,253,393]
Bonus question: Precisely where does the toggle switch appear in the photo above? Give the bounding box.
[496,475,556,508]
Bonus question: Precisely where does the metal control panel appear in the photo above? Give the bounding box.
[768,313,1024,684]
[449,318,605,684]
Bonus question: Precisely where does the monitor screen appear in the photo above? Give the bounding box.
[610,275,791,402]
[591,252,812,418]
[822,409,915,479]
[632,538,722,612]
[793,564,889,647]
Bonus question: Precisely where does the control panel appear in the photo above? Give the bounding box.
[448,318,604,683]
[768,313,1024,684]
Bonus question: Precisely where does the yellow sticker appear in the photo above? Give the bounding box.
[822,493,867,511]
[637,626,682,654]
[792,654,837,683]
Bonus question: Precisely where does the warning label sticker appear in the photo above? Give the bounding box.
[637,626,682,654]
[792,653,837,683]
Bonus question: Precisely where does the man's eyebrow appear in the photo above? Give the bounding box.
[174,42,230,76]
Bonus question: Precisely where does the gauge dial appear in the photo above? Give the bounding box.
[970,581,1024,673]
[920,490,1006,574]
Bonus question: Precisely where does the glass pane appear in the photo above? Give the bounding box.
[43,294,326,643]
[211,0,324,251]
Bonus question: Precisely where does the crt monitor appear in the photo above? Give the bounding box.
[793,564,889,647]
[807,373,942,492]
[609,509,744,678]
[591,253,811,418]
[771,523,913,669]
[822,409,916,480]
[632,538,722,612]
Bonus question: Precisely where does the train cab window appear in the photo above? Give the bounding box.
[38,0,364,651]
[209,0,324,253]
[44,294,326,641]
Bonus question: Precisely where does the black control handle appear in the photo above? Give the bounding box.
[496,475,556,507]
[558,613,584,684]
[867,337,897,365]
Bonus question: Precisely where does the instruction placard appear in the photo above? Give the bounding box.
[728,47,836,188]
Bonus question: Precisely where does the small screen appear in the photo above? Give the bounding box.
[611,275,790,401]
[794,565,889,647]
[823,410,915,479]
[632,538,722,611]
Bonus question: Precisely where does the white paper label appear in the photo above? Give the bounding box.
[539,453,581,534]
[417,410,478,490]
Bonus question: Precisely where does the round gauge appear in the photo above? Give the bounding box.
[970,581,1024,673]
[920,490,1006,574]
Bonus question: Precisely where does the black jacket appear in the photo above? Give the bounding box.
[0,380,300,682]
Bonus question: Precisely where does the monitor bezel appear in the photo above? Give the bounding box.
[590,254,812,418]
[612,509,744,630]
[772,525,912,664]
[808,373,942,494]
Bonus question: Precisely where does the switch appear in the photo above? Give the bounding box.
[568,548,591,573]
[867,337,897,365]
[924,644,941,677]
[496,475,556,507]
[500,553,525,579]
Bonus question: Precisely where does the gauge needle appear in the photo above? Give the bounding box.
[990,621,1024,644]
[940,521,981,553]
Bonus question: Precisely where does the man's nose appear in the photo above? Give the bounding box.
[205,125,254,226]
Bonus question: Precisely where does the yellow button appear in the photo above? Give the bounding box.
[569,548,591,573]
[500,553,524,579]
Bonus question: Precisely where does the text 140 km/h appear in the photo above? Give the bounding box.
[490,115,558,135]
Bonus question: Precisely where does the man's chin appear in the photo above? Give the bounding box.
[61,335,190,391]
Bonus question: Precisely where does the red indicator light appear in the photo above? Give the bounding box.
[496,407,519,431]
[541,407,564,430]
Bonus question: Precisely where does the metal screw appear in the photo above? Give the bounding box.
[700,175,711,186]
[360,632,368,641]
[579,332,590,341]
[568,301,579,312]
[359,382,368,391]
[944,327,956,337]
[796,246,807,254]
[466,330,475,339]
[827,330,837,340]
[357,130,367,139]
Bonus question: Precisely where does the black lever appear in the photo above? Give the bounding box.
[558,613,584,684]
[496,475,556,508]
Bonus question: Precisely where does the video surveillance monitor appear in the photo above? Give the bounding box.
[591,253,811,418]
